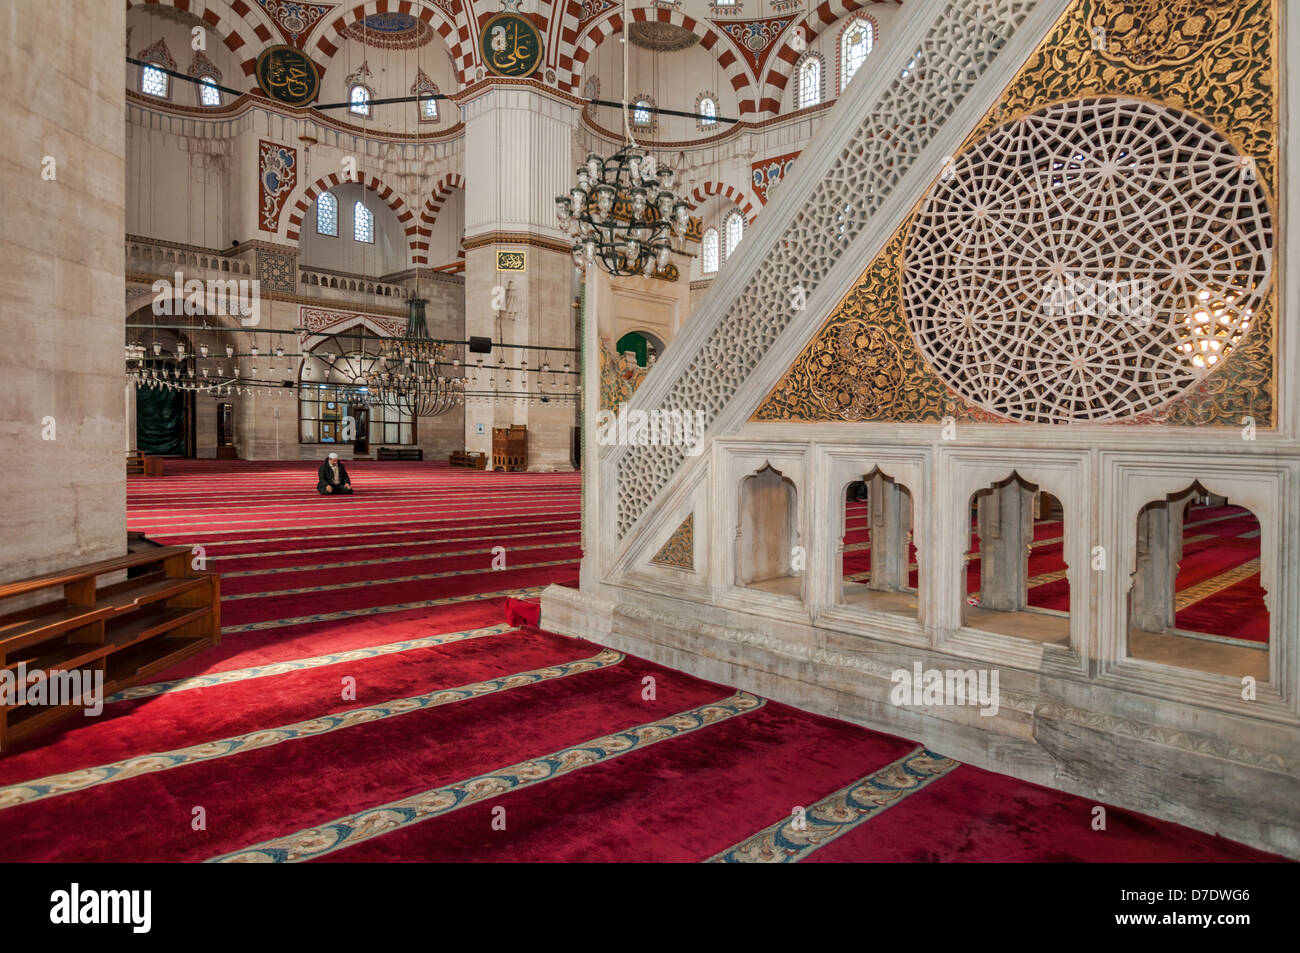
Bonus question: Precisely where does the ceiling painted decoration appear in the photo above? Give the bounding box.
[255,0,336,48]
[716,16,795,77]
[343,12,438,49]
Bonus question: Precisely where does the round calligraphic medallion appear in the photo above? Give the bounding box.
[256,45,321,106]
[479,13,544,78]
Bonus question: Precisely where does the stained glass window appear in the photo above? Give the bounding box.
[141,64,169,98]
[700,96,717,127]
[199,75,220,107]
[798,56,821,109]
[353,201,374,243]
[724,211,744,259]
[350,85,371,117]
[317,191,338,237]
[702,228,719,273]
[841,18,875,92]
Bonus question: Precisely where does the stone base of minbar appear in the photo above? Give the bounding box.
[540,584,1300,859]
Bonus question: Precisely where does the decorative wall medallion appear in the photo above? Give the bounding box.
[255,45,321,105]
[479,13,544,78]
[904,98,1273,425]
[258,140,298,233]
[806,321,903,420]
[255,0,335,46]
[496,250,527,272]
[751,151,799,204]
[343,12,436,49]
[652,514,695,570]
[1091,0,1250,67]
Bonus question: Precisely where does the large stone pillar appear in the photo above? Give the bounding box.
[1,0,126,583]
[461,86,580,470]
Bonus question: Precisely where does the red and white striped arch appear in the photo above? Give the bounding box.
[310,1,471,85]
[126,0,274,78]
[688,181,757,224]
[565,7,757,113]
[759,0,894,116]
[412,173,466,265]
[285,172,420,264]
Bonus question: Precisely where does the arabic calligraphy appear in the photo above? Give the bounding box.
[479,14,543,78]
[256,45,321,106]
[496,251,527,272]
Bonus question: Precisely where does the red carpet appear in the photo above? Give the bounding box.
[0,461,1281,862]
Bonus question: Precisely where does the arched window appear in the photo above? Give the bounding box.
[317,192,338,237]
[300,331,414,446]
[349,85,371,117]
[347,61,375,118]
[353,201,375,243]
[840,16,876,92]
[724,211,744,259]
[702,228,719,274]
[632,97,654,127]
[141,64,170,98]
[136,39,175,100]
[796,54,822,109]
[696,93,718,130]
[198,75,221,107]
[189,52,223,107]
[411,68,439,122]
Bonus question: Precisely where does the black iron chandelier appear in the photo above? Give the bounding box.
[558,150,688,277]
[558,0,688,277]
[373,298,464,417]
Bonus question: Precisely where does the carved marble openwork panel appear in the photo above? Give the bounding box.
[756,0,1278,429]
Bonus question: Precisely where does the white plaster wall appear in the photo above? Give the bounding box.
[318,36,460,136]
[299,181,410,275]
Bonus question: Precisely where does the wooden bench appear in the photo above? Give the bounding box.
[0,546,220,752]
[376,447,424,461]
[126,450,145,475]
[448,450,487,469]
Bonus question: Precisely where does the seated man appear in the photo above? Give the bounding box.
[317,452,354,495]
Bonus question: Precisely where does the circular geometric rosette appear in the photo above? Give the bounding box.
[808,320,904,420]
[903,98,1273,424]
